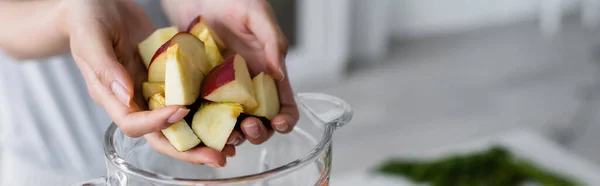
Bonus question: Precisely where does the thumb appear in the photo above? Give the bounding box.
[247,0,289,81]
[71,24,187,138]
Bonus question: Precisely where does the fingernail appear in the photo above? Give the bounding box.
[278,68,285,81]
[234,136,243,146]
[208,163,222,168]
[226,152,235,157]
[167,108,190,123]
[233,135,244,146]
[243,121,261,139]
[111,81,131,107]
[278,56,286,81]
[274,119,288,132]
[227,136,239,145]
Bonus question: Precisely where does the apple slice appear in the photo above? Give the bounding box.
[187,16,224,68]
[202,34,223,68]
[148,32,212,83]
[192,102,243,151]
[138,27,179,68]
[147,43,169,82]
[142,82,165,101]
[249,72,280,119]
[148,93,201,152]
[201,54,258,111]
[164,43,205,105]
[187,16,227,51]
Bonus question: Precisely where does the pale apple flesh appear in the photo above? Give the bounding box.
[148,93,201,152]
[164,43,205,105]
[147,52,167,82]
[187,16,225,68]
[187,16,227,51]
[201,54,258,111]
[148,32,212,83]
[142,82,165,101]
[249,72,280,119]
[192,102,243,152]
[138,27,179,68]
[203,36,224,68]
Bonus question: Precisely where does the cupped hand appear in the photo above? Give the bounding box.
[63,0,232,167]
[163,0,300,146]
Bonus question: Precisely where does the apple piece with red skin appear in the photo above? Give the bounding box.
[138,27,179,68]
[201,54,258,111]
[142,82,165,101]
[187,15,226,51]
[148,93,201,152]
[187,16,225,68]
[249,72,280,119]
[147,32,212,83]
[147,42,169,82]
[191,102,243,152]
[164,43,205,105]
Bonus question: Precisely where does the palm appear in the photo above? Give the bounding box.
[71,0,155,109]
[165,0,299,146]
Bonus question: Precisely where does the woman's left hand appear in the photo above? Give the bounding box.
[162,0,299,146]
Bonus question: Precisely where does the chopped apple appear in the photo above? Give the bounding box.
[138,27,179,68]
[148,32,212,83]
[187,16,225,68]
[201,54,258,111]
[203,35,223,68]
[142,82,165,101]
[249,72,280,119]
[164,43,205,105]
[192,102,243,151]
[187,15,227,51]
[148,93,201,152]
[147,43,169,82]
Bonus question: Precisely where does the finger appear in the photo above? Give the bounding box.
[145,132,230,167]
[246,0,288,80]
[241,117,274,144]
[71,24,187,138]
[226,130,246,146]
[271,62,299,134]
[222,145,237,157]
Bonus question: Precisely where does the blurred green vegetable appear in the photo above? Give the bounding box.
[374,146,581,186]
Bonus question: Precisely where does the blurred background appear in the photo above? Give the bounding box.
[5,0,600,185]
[267,0,600,184]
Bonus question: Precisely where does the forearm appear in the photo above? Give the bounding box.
[0,0,69,60]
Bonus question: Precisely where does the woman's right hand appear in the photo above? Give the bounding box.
[63,0,234,167]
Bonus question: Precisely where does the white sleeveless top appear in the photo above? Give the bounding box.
[0,0,172,184]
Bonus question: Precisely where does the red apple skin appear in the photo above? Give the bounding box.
[186,15,226,51]
[201,56,236,97]
[148,32,211,81]
[186,16,202,33]
[149,40,171,64]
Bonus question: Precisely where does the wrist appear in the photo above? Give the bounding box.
[54,0,70,42]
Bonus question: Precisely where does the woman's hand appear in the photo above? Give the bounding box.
[64,0,233,167]
[162,0,299,146]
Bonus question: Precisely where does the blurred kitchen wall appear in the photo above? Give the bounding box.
[267,0,594,90]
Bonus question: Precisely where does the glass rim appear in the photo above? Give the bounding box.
[103,118,336,184]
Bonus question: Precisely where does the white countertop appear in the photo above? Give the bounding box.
[330,128,600,185]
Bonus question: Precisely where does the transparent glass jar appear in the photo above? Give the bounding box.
[71,93,352,186]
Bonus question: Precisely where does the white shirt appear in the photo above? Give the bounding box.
[0,0,172,185]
